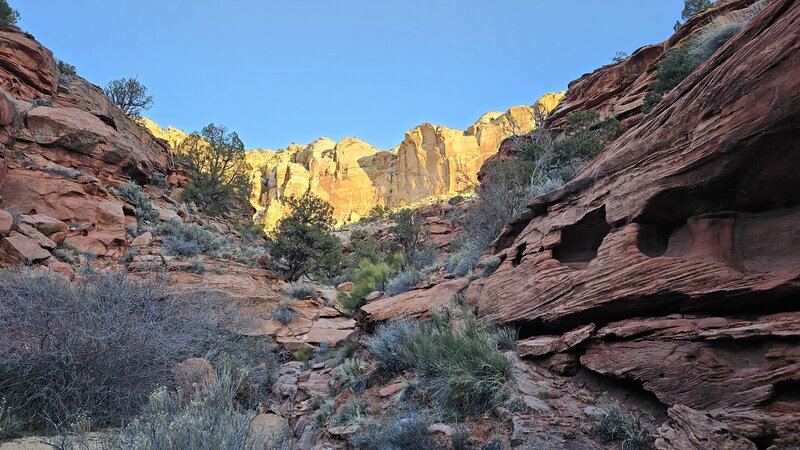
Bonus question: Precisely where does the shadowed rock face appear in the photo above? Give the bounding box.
[466,0,800,446]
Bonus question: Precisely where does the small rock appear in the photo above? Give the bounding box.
[428,423,454,437]
[337,281,355,292]
[21,213,67,236]
[17,223,57,250]
[46,259,75,279]
[0,210,12,236]
[365,290,383,302]
[0,234,51,264]
[131,231,153,248]
[172,357,216,392]
[378,381,408,397]
[249,413,289,442]
[327,424,359,436]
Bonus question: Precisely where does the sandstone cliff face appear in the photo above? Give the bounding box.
[246,92,563,229]
[0,27,171,257]
[462,0,800,446]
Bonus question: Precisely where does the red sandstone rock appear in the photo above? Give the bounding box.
[654,405,757,450]
[17,223,56,250]
[469,0,800,445]
[173,357,216,392]
[45,258,75,279]
[0,233,51,263]
[517,323,595,357]
[0,209,11,235]
[0,27,58,98]
[359,277,470,325]
[20,213,67,236]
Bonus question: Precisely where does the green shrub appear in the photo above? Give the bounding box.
[611,51,629,63]
[644,4,766,113]
[338,259,393,312]
[122,247,140,265]
[681,0,713,21]
[272,304,294,325]
[270,192,342,281]
[448,194,466,206]
[57,60,77,77]
[385,269,422,297]
[368,305,514,415]
[113,181,160,225]
[152,172,168,189]
[0,0,19,27]
[350,413,440,450]
[294,346,313,362]
[451,425,471,450]
[288,282,317,299]
[113,363,292,450]
[335,358,369,393]
[390,209,426,262]
[332,397,367,427]
[594,400,652,450]
[360,204,391,222]
[159,219,221,257]
[176,124,250,216]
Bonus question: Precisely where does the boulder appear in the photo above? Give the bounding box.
[130,231,153,248]
[0,234,51,263]
[21,213,67,236]
[0,210,12,235]
[359,277,470,326]
[17,223,57,250]
[336,281,355,292]
[249,413,289,442]
[654,405,757,450]
[45,259,75,279]
[172,357,216,392]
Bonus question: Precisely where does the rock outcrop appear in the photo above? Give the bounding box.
[464,0,800,446]
[251,93,563,229]
[146,93,563,230]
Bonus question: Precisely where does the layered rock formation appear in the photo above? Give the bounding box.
[248,93,563,229]
[0,26,172,258]
[146,93,563,230]
[460,0,800,446]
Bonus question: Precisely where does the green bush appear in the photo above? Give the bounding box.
[385,269,423,297]
[159,219,221,257]
[594,400,652,450]
[113,363,292,450]
[338,259,394,312]
[390,209,425,262]
[368,305,514,415]
[288,282,317,299]
[113,181,160,225]
[0,0,19,27]
[270,192,342,281]
[57,60,77,77]
[350,413,440,450]
[177,124,251,216]
[332,397,367,427]
[644,5,765,113]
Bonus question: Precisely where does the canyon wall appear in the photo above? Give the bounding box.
[146,93,563,229]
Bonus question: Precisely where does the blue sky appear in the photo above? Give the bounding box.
[16,1,681,150]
